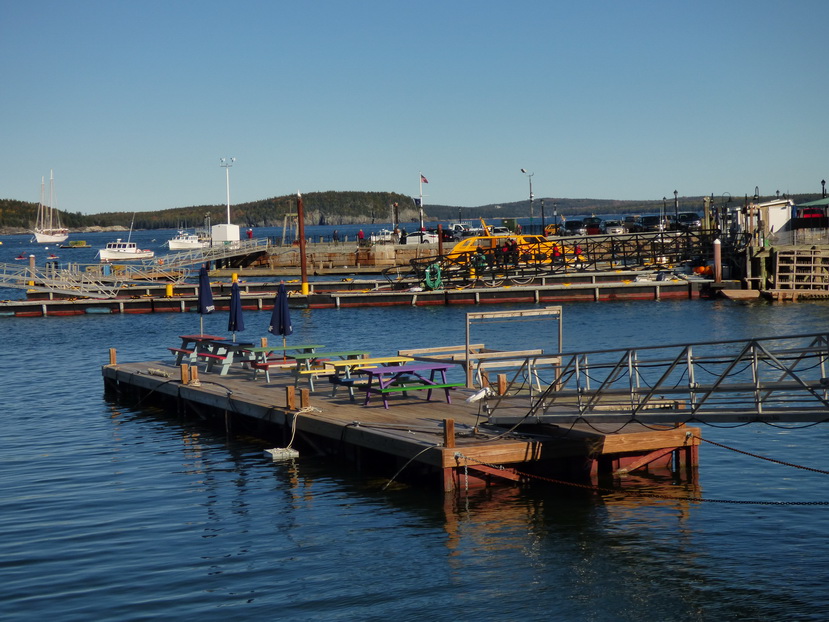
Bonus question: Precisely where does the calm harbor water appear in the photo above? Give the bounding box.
[2,231,829,620]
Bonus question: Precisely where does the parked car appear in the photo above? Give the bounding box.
[489,226,510,235]
[402,230,439,244]
[583,216,604,235]
[624,215,643,233]
[562,220,587,236]
[640,215,668,232]
[604,220,626,235]
[676,212,702,230]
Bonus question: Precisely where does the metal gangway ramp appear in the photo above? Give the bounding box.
[0,239,268,299]
[483,332,829,425]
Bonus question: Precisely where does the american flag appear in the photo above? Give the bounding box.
[420,174,429,184]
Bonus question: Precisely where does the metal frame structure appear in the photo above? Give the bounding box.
[0,239,267,299]
[485,332,829,425]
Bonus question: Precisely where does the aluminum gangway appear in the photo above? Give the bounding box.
[0,239,268,299]
[482,332,829,425]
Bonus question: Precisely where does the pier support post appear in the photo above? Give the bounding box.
[109,348,117,365]
[180,364,190,385]
[443,419,455,448]
[300,388,310,408]
[286,386,296,410]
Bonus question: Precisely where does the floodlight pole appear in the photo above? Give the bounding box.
[220,157,235,224]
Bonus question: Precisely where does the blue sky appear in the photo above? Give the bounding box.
[2,0,827,214]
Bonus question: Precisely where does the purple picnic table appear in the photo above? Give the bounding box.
[361,363,463,409]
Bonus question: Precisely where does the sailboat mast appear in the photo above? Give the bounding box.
[49,170,55,230]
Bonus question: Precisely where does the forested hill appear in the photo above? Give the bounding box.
[0,190,821,233]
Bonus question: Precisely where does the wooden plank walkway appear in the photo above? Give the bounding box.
[102,355,700,491]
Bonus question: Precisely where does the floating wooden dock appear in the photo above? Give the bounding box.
[101,351,700,492]
[3,270,710,317]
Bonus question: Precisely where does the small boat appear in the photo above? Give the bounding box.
[58,240,91,249]
[166,230,210,250]
[99,213,154,261]
[98,239,155,261]
[14,253,29,260]
[33,171,69,244]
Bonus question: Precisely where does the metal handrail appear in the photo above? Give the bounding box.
[485,332,829,425]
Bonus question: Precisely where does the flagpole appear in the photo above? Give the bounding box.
[419,172,425,230]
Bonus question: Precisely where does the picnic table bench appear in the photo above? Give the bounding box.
[170,334,227,366]
[242,344,325,382]
[326,356,413,400]
[291,350,370,390]
[361,363,464,409]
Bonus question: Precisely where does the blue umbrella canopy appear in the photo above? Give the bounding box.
[227,281,245,341]
[268,282,292,347]
[197,266,215,334]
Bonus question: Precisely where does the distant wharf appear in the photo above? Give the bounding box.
[4,269,710,317]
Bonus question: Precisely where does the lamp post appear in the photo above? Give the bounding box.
[521,168,534,230]
[673,189,679,228]
[721,192,731,232]
[662,196,666,229]
[220,157,235,225]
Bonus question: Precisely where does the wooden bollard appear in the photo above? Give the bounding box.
[180,364,190,385]
[497,374,508,396]
[286,386,296,410]
[480,371,490,387]
[300,388,310,408]
[109,348,117,365]
[190,366,200,385]
[443,418,455,448]
[260,337,268,347]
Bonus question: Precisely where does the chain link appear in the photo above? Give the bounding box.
[699,436,829,475]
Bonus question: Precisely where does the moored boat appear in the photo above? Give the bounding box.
[33,171,69,244]
[98,239,155,261]
[58,240,91,248]
[166,230,210,250]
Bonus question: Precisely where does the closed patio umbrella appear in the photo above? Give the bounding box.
[227,281,245,342]
[197,266,215,335]
[268,281,292,352]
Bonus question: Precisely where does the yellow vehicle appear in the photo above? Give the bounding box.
[445,219,575,263]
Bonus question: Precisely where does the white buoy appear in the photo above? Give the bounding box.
[265,447,299,461]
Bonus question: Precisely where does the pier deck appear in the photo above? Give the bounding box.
[102,355,700,491]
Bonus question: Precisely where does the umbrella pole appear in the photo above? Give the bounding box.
[282,336,287,360]
[200,315,204,336]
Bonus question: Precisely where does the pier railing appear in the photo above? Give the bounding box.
[0,239,268,298]
[484,332,829,425]
[405,230,721,290]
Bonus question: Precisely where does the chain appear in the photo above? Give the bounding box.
[699,437,829,475]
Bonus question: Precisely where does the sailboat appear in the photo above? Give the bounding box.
[33,170,69,244]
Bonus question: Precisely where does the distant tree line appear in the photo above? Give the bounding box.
[0,191,822,232]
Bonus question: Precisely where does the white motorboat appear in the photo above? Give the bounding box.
[98,239,155,261]
[33,171,69,244]
[166,230,210,250]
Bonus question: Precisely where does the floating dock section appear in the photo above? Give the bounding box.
[101,351,700,492]
[4,270,710,317]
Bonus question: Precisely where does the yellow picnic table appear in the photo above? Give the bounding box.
[291,350,370,390]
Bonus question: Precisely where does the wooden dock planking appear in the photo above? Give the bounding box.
[102,357,700,491]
